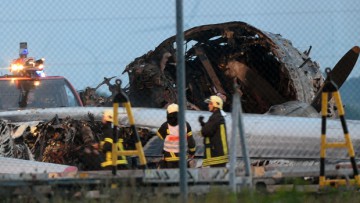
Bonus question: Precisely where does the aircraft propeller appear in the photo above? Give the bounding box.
[310,46,360,112]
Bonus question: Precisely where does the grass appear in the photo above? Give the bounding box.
[2,180,360,203]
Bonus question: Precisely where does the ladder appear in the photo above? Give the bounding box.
[111,79,147,175]
[319,68,360,188]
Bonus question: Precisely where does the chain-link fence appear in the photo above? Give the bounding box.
[1,0,360,200]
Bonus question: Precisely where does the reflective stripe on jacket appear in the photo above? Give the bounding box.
[100,123,127,168]
[101,139,128,167]
[157,122,196,162]
[200,109,228,167]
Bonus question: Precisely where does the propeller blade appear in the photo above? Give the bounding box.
[311,46,360,112]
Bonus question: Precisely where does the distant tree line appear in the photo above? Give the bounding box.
[340,77,360,120]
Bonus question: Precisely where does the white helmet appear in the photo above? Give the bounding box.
[167,103,179,114]
[205,95,223,109]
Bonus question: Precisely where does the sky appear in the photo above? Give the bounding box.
[0,0,359,91]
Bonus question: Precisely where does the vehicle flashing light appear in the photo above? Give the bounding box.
[19,48,28,55]
[9,57,46,77]
[10,63,24,72]
[34,80,41,86]
[35,70,46,77]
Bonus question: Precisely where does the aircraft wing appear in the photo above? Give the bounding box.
[1,107,360,162]
[0,157,77,175]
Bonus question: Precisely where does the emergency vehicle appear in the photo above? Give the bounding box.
[0,42,83,111]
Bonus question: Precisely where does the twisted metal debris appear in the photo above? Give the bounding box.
[0,120,33,160]
[0,116,155,170]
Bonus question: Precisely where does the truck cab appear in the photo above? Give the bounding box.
[0,76,83,111]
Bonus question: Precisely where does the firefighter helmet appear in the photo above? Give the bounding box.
[103,109,114,122]
[167,103,179,114]
[205,95,223,109]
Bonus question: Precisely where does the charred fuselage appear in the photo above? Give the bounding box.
[123,21,323,114]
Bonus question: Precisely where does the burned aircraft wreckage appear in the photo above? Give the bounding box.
[0,114,156,170]
[81,21,336,117]
[122,21,328,116]
[1,21,358,169]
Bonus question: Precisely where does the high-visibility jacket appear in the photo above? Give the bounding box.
[157,122,196,162]
[200,109,228,167]
[100,122,127,168]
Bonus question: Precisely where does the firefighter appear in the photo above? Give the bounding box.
[198,95,229,167]
[157,103,196,168]
[99,109,128,170]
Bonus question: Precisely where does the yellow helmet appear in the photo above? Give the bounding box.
[205,95,223,109]
[103,109,114,122]
[167,103,179,114]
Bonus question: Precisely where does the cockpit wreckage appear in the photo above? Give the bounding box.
[1,21,359,170]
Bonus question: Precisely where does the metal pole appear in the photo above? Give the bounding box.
[229,91,240,192]
[175,0,188,201]
[238,98,251,178]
